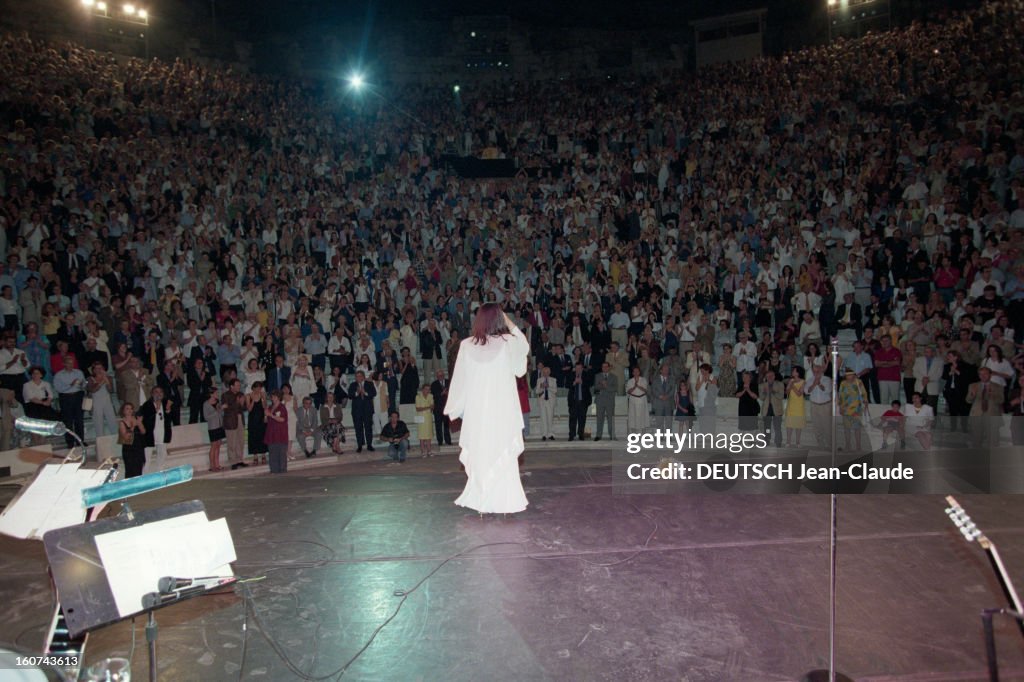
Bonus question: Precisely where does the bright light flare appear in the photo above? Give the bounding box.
[97,1,107,10]
[348,73,365,89]
[123,3,136,14]
[81,0,96,7]
[138,8,147,19]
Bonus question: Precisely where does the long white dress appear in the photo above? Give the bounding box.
[445,325,530,513]
[286,395,298,455]
[625,376,650,431]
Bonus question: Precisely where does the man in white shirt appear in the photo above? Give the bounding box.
[734,332,757,384]
[791,285,822,316]
[912,345,943,410]
[140,386,172,473]
[969,266,1003,298]
[804,364,833,450]
[221,274,244,311]
[0,333,28,402]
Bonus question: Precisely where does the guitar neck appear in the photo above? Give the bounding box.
[981,540,1024,637]
[946,496,1024,639]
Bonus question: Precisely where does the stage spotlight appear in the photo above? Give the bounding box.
[97,1,107,10]
[138,8,147,19]
[453,84,460,93]
[82,0,95,7]
[348,73,365,89]
[123,3,136,14]
[827,0,837,6]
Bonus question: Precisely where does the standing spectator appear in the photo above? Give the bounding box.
[900,341,919,404]
[304,326,328,371]
[371,370,391,440]
[139,386,172,474]
[187,357,213,424]
[1009,381,1024,446]
[838,369,869,452]
[516,375,531,440]
[415,384,435,457]
[534,364,557,440]
[650,365,674,429]
[420,320,444,379]
[53,355,86,449]
[912,346,943,411]
[86,363,117,438]
[429,369,452,446]
[673,380,696,433]
[118,402,146,478]
[804,364,833,450]
[625,366,650,433]
[222,378,247,469]
[874,336,903,405]
[607,341,630,395]
[734,331,758,388]
[844,341,874,400]
[264,390,289,474]
[265,354,291,393]
[398,346,419,405]
[0,334,28,404]
[247,382,269,465]
[759,369,784,447]
[593,361,618,441]
[784,367,806,447]
[736,372,760,432]
[156,360,184,426]
[22,366,59,445]
[980,345,1014,400]
[567,362,591,441]
[203,388,225,472]
[942,350,975,434]
[967,367,1004,448]
[348,370,376,452]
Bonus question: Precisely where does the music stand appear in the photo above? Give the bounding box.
[42,500,236,681]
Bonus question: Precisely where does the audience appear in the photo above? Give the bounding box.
[0,0,1022,460]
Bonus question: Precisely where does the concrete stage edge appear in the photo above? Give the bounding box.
[2,448,1023,681]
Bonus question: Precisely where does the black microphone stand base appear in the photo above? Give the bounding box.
[801,670,854,682]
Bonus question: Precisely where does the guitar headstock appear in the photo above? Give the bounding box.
[945,495,992,549]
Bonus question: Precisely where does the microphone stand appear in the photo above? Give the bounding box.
[146,610,158,682]
[803,338,852,682]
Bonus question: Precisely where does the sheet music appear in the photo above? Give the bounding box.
[0,462,110,540]
[95,512,236,617]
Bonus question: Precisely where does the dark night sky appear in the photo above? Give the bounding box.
[206,0,821,32]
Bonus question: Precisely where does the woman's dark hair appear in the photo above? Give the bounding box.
[470,303,510,345]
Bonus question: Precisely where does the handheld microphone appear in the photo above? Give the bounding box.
[158,576,193,593]
[142,585,207,609]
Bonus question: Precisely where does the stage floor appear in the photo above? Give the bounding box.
[2,449,1023,681]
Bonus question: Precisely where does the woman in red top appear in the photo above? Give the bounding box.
[932,256,960,304]
[264,390,290,474]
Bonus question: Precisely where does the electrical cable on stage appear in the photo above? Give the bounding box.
[232,503,662,679]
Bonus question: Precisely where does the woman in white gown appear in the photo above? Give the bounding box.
[282,384,299,457]
[625,366,650,432]
[444,304,530,514]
